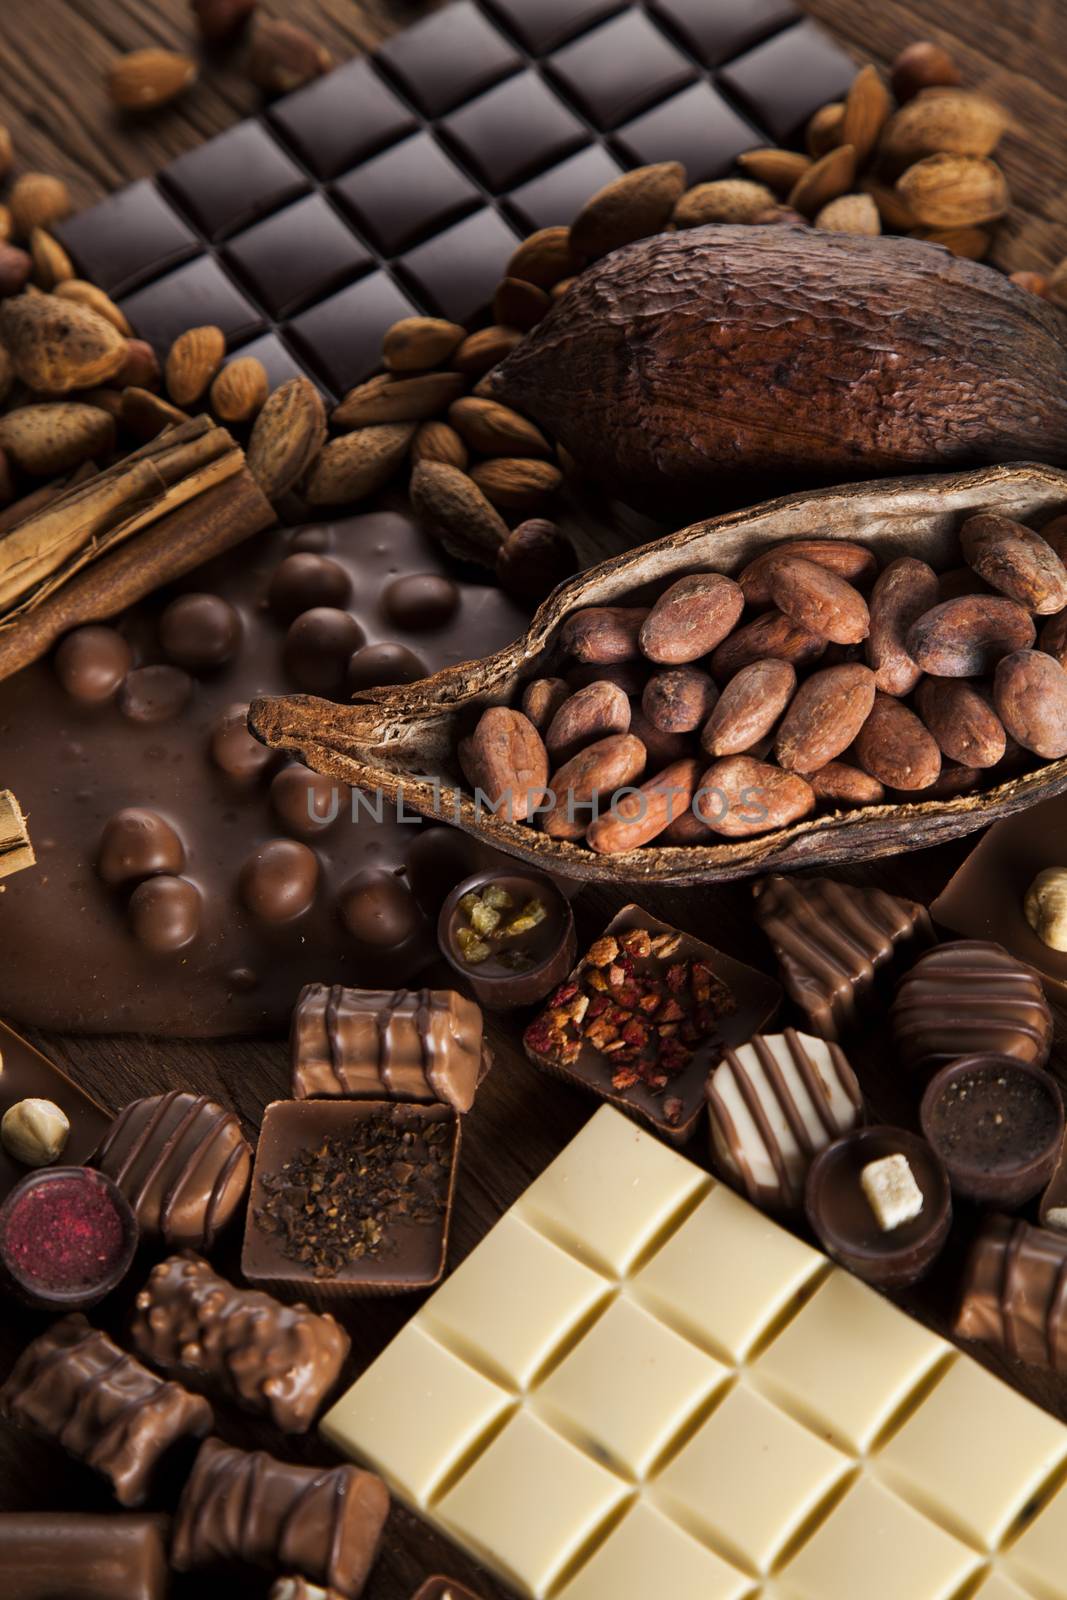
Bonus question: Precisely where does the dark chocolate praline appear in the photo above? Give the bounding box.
[438,868,576,1010]
[920,1055,1064,1206]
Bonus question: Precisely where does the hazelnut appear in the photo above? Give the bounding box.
[1,1097,70,1166]
[1024,867,1067,952]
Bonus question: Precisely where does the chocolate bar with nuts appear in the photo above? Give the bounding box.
[955,1213,1067,1370]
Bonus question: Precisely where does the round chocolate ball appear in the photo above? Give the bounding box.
[382,573,460,631]
[118,664,193,724]
[288,527,334,556]
[239,839,319,923]
[270,764,345,836]
[209,703,275,782]
[346,642,427,694]
[338,868,421,947]
[128,874,201,953]
[159,593,241,670]
[283,608,365,695]
[98,808,185,886]
[269,553,351,622]
[54,626,132,705]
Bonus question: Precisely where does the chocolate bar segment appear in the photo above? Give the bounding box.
[891,940,1053,1075]
[172,1435,389,1597]
[0,1314,212,1506]
[130,1251,350,1433]
[955,1214,1067,1371]
[291,985,484,1112]
[753,873,933,1041]
[0,1512,170,1600]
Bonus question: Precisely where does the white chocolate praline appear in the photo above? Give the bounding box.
[861,1152,924,1232]
[0,1096,69,1166]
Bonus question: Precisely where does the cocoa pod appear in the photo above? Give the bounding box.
[906,594,1036,676]
[915,677,1006,768]
[465,708,548,823]
[521,678,570,732]
[1038,611,1067,669]
[641,668,717,733]
[959,513,1067,614]
[639,573,744,664]
[809,761,886,807]
[542,734,647,841]
[775,664,877,773]
[710,609,827,683]
[627,707,691,769]
[561,607,649,664]
[700,658,796,757]
[545,680,630,765]
[993,649,1067,758]
[738,540,878,606]
[586,758,701,854]
[854,693,942,790]
[768,557,870,644]
[695,756,815,838]
[866,556,939,695]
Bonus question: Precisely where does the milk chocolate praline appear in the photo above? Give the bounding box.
[920,1055,1064,1205]
[806,1126,951,1287]
[439,868,576,1010]
[891,939,1053,1075]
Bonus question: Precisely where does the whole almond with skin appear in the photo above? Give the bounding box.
[866,556,940,695]
[841,65,892,167]
[107,48,197,110]
[79,387,125,421]
[470,457,561,512]
[587,757,702,854]
[673,180,775,227]
[54,280,131,334]
[210,355,269,422]
[737,149,812,195]
[0,290,127,392]
[449,397,550,460]
[696,755,814,838]
[0,244,32,298]
[854,694,942,790]
[639,572,745,665]
[409,460,508,565]
[120,386,189,441]
[496,518,576,603]
[711,609,827,683]
[769,557,870,644]
[493,278,550,332]
[994,650,1067,758]
[628,707,690,770]
[0,403,114,475]
[809,761,885,807]
[880,90,1009,168]
[807,103,845,159]
[542,733,647,841]
[117,339,161,390]
[914,226,990,259]
[507,228,574,290]
[907,595,1036,676]
[700,658,796,757]
[561,607,649,665]
[453,326,523,377]
[166,325,225,406]
[775,663,877,773]
[383,317,465,373]
[545,679,631,764]
[897,154,1009,228]
[521,678,571,733]
[1039,612,1067,670]
[29,228,73,289]
[247,18,333,93]
[789,145,856,218]
[960,514,1067,615]
[303,422,415,506]
[569,163,687,262]
[739,541,878,607]
[466,707,549,823]
[334,371,465,428]
[1011,271,1051,298]
[815,194,880,235]
[641,667,717,734]
[860,176,917,231]
[411,420,467,471]
[10,174,71,237]
[247,377,327,501]
[915,677,1006,768]
[892,41,962,103]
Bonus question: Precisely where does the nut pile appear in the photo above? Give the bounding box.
[458,509,1067,850]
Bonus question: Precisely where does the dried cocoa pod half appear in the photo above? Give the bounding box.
[641,668,718,733]
[542,734,647,841]
[915,677,1007,768]
[906,594,1036,676]
[521,678,570,732]
[775,663,877,774]
[545,680,631,765]
[768,557,870,645]
[959,513,1067,614]
[586,758,701,854]
[700,658,796,757]
[696,756,815,838]
[866,556,940,695]
[710,609,827,684]
[639,572,744,664]
[1038,611,1067,669]
[465,707,549,823]
[854,693,942,790]
[739,539,878,606]
[561,607,649,665]
[808,761,885,807]
[993,649,1067,758]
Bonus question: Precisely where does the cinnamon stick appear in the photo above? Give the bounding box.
[0,791,34,880]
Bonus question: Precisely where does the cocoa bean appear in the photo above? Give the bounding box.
[710,608,827,683]
[542,734,647,841]
[866,556,939,695]
[586,758,701,853]
[1038,611,1067,669]
[906,595,1036,676]
[465,707,549,822]
[938,565,990,602]
[738,540,878,607]
[560,606,649,664]
[907,762,982,799]
[545,679,631,764]
[521,678,570,732]
[639,572,744,665]
[809,761,886,806]
[915,677,1006,768]
[627,707,691,768]
[695,756,815,837]
[1039,513,1067,566]
[660,807,716,845]
[993,649,1067,758]
[700,658,796,756]
[960,513,1067,615]
[568,661,649,696]
[854,693,942,790]
[775,663,877,774]
[641,667,718,733]
[769,556,870,644]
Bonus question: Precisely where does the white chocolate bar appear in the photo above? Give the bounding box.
[322,1107,1067,1600]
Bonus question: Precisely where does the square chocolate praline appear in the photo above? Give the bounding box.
[524,907,781,1145]
[440,72,589,193]
[376,1,522,118]
[242,1100,461,1297]
[397,210,521,327]
[546,12,697,132]
[268,58,418,180]
[223,193,372,319]
[719,20,858,145]
[55,180,200,298]
[332,133,482,258]
[615,82,763,184]
[287,270,419,395]
[649,0,799,67]
[119,256,266,358]
[506,145,625,234]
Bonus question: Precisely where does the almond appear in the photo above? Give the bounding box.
[840,65,892,167]
[496,517,576,604]
[166,325,226,406]
[806,103,845,159]
[0,290,127,392]
[210,355,269,423]
[815,193,880,235]
[915,225,991,259]
[9,174,71,237]
[333,371,465,428]
[739,541,878,606]
[467,707,549,823]
[506,227,575,290]
[641,667,718,733]
[710,609,827,683]
[696,756,814,837]
[117,339,161,390]
[737,149,813,195]
[897,153,1009,228]
[570,162,687,262]
[542,734,647,840]
[854,693,942,790]
[0,402,114,475]
[915,678,1007,768]
[107,48,197,110]
[29,227,73,289]
[1011,271,1051,297]
[640,573,745,664]
[561,607,649,665]
[775,663,877,773]
[493,277,551,332]
[120,386,189,441]
[789,145,858,219]
[453,325,523,377]
[246,376,327,501]
[994,650,1067,758]
[303,422,416,506]
[0,243,32,298]
[382,317,466,373]
[449,396,550,459]
[880,89,1009,168]
[521,678,571,733]
[54,279,131,334]
[409,460,508,565]
[247,17,333,94]
[808,761,885,807]
[545,679,631,763]
[700,658,796,757]
[907,595,1036,676]
[673,179,776,227]
[860,176,917,231]
[866,556,940,695]
[411,420,468,471]
[470,457,561,513]
[960,513,1067,615]
[891,41,962,103]
[586,758,702,854]
[768,556,870,644]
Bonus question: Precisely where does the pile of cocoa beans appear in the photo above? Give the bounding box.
[458,509,1067,851]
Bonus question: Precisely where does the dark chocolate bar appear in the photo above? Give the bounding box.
[0,1512,170,1600]
[955,1213,1067,1371]
[0,1021,110,1198]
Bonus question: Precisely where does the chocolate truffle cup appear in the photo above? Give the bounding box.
[0,1166,138,1311]
[920,1055,1065,1207]
[438,868,576,1011]
[805,1127,951,1288]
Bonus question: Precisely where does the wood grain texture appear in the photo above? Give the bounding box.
[2,2,1067,1597]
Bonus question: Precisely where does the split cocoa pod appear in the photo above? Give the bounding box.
[250,463,1067,887]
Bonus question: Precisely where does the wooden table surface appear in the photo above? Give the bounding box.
[2,2,1067,1597]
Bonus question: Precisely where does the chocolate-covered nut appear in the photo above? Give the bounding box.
[346,641,427,692]
[119,664,193,723]
[209,702,275,781]
[159,593,241,669]
[284,607,364,694]
[339,868,421,947]
[239,839,319,922]
[270,764,343,836]
[382,573,460,630]
[98,807,184,885]
[54,625,132,704]
[128,875,202,952]
[268,552,352,620]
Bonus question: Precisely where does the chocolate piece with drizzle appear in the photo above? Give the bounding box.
[892,940,1053,1076]
[955,1213,1067,1371]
